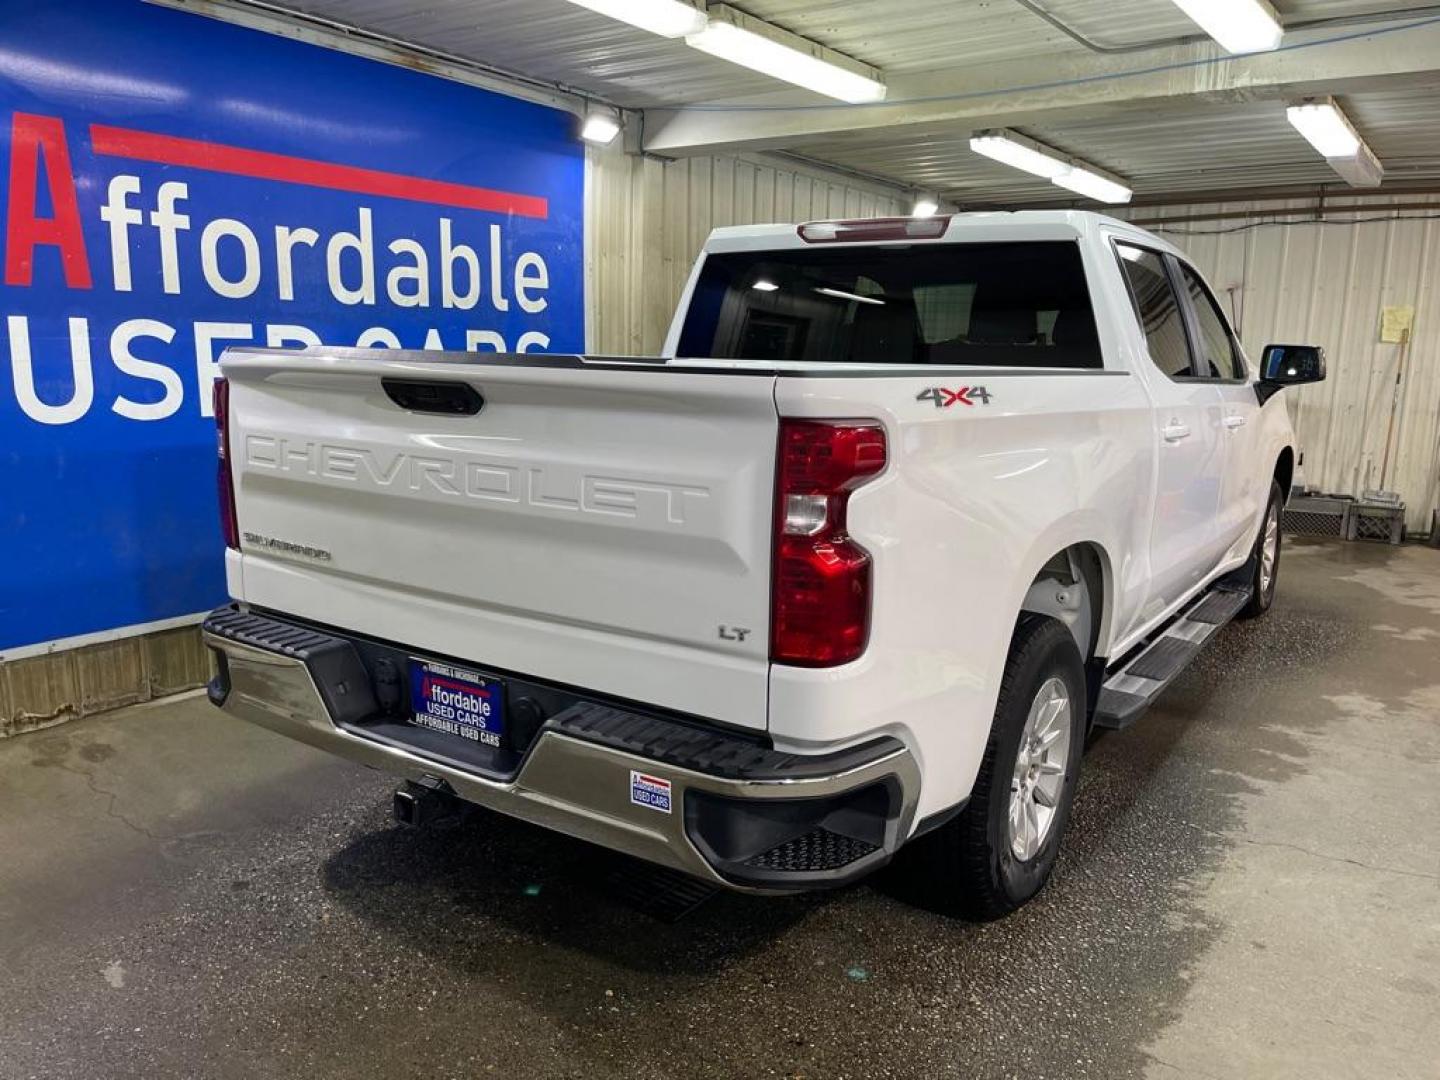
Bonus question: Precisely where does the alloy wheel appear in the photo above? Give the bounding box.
[1260,504,1279,596]
[1009,676,1072,862]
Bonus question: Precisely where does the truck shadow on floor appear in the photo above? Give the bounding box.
[320,803,825,977]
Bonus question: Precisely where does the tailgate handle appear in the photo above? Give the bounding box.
[382,378,484,416]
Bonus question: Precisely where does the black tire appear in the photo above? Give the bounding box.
[1239,481,1284,619]
[891,614,1086,920]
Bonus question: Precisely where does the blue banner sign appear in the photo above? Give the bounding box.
[0,0,585,652]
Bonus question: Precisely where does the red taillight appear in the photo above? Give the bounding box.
[771,420,887,667]
[214,378,239,550]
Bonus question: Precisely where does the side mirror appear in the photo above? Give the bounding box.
[1261,344,1326,385]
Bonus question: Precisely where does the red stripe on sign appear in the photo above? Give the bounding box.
[89,124,549,219]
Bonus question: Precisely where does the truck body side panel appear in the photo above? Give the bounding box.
[771,368,1156,822]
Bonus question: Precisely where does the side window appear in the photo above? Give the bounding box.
[1115,244,1192,379]
[1179,265,1244,380]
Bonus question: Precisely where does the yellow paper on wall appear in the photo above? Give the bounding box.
[1379,305,1415,343]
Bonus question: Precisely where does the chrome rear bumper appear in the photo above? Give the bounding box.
[202,612,919,891]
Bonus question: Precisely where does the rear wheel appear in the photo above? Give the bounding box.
[892,614,1086,919]
[1240,481,1284,619]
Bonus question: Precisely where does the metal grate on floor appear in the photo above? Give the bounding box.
[1346,503,1405,545]
[1351,511,1404,543]
[1283,509,1345,537]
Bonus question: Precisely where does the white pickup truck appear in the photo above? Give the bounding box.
[202,211,1324,918]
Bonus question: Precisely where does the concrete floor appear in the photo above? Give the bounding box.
[2,538,1437,1080]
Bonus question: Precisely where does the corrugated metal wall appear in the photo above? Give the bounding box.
[585,142,907,355]
[1131,196,1440,532]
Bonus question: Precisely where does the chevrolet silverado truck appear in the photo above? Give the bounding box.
[202,211,1324,918]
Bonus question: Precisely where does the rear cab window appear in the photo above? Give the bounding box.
[676,241,1102,368]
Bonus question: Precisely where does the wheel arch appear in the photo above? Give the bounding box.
[1019,540,1113,664]
[1274,446,1295,502]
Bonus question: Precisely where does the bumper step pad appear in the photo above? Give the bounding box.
[745,828,880,873]
[1093,583,1250,730]
[203,606,344,659]
[203,607,377,725]
[549,701,905,781]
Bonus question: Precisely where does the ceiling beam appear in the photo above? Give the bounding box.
[642,17,1440,157]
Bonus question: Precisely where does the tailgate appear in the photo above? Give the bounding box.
[222,349,777,731]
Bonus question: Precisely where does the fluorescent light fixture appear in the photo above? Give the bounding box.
[560,0,706,38]
[580,111,622,145]
[686,5,886,104]
[1052,165,1133,205]
[1327,143,1384,187]
[815,286,885,306]
[1287,98,1384,187]
[969,129,1069,180]
[1169,0,1282,54]
[970,128,1132,204]
[752,279,780,292]
[911,195,940,217]
[1287,99,1360,157]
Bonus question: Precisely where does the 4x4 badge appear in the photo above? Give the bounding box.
[917,386,992,408]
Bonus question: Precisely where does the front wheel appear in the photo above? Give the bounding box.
[1239,480,1284,619]
[891,614,1086,920]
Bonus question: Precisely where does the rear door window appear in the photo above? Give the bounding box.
[1115,243,1194,379]
[676,241,1101,368]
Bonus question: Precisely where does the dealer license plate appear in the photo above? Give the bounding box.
[408,659,505,748]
